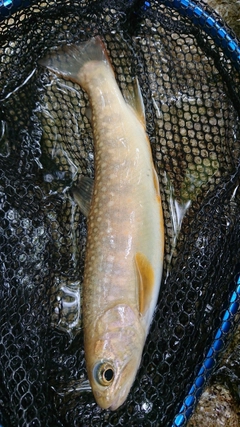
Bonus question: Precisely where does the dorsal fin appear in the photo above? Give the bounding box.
[71,175,94,216]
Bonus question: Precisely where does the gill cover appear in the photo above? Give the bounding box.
[85,304,145,410]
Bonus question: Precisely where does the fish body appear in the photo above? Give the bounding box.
[40,37,164,410]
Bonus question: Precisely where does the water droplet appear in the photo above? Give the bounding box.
[141,399,153,414]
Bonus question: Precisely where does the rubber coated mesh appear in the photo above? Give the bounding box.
[0,1,240,426]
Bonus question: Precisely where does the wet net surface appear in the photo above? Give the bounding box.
[0,0,240,426]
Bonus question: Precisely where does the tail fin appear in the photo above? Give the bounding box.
[39,36,113,86]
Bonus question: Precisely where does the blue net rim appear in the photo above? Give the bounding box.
[0,0,240,70]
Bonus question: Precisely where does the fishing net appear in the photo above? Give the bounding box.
[0,0,240,426]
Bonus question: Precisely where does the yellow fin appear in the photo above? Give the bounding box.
[133,77,146,128]
[153,167,160,196]
[135,252,155,316]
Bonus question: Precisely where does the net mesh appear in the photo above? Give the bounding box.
[0,0,240,426]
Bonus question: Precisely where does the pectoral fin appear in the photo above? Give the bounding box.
[153,166,160,196]
[133,77,146,128]
[135,252,155,316]
[72,175,94,216]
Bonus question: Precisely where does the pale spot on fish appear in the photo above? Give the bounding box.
[107,200,114,207]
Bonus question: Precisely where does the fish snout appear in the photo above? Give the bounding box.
[96,356,141,410]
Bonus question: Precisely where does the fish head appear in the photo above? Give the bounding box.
[85,303,146,410]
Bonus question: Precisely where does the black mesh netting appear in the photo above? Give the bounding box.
[0,0,240,426]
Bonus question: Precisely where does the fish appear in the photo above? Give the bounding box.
[39,36,164,410]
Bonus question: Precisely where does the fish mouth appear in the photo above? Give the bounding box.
[93,367,132,411]
[108,401,122,411]
[107,393,126,411]
[91,347,142,410]
[106,374,134,411]
[93,378,129,411]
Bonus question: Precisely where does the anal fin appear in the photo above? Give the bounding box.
[125,77,146,128]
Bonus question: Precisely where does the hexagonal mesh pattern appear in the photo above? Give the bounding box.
[0,1,240,426]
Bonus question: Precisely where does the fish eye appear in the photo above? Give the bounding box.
[94,362,115,386]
